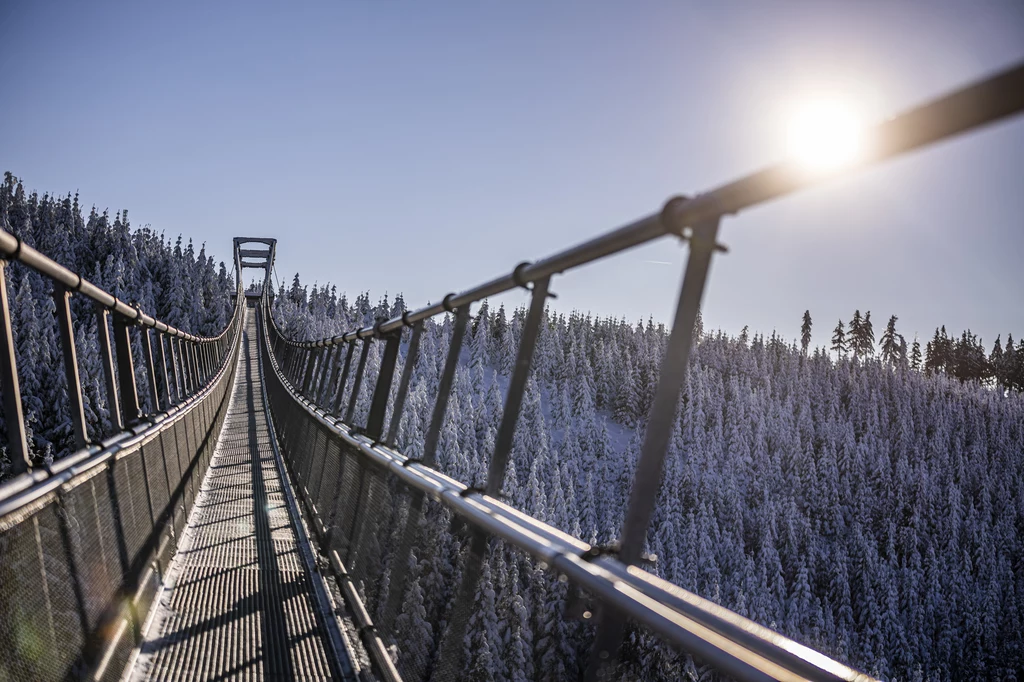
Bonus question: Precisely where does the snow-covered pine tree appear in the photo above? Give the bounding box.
[800,310,812,355]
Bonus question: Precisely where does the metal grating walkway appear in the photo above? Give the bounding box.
[127,311,352,681]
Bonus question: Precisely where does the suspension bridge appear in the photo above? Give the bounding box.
[0,63,1021,681]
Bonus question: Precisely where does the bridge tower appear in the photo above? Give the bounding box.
[233,237,277,298]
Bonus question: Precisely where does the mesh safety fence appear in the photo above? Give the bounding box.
[260,307,730,682]
[0,328,240,682]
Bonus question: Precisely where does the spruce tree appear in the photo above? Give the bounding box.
[861,311,875,357]
[879,315,901,366]
[831,320,847,358]
[910,336,922,371]
[848,311,863,358]
[800,310,812,355]
[990,336,1004,387]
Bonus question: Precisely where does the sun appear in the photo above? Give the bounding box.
[785,94,867,171]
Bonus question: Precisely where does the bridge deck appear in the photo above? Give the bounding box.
[127,311,352,681]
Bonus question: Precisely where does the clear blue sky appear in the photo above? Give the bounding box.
[2,1,1022,348]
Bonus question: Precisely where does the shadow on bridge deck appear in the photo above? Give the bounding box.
[126,311,356,681]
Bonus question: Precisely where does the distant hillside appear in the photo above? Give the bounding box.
[275,276,1024,681]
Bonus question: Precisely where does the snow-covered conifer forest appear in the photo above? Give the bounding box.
[273,279,1024,681]
[3,173,1024,680]
[0,173,234,475]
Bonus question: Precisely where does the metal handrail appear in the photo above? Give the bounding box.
[0,230,232,343]
[0,224,245,480]
[261,61,1024,681]
[279,62,1024,350]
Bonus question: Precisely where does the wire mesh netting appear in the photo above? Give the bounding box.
[262,306,712,682]
[0,327,238,681]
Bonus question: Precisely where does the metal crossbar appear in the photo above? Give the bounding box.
[261,61,1024,682]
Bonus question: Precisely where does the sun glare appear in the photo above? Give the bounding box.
[785,95,867,171]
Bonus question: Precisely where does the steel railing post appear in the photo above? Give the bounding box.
[95,304,123,432]
[142,328,160,413]
[344,339,372,424]
[0,260,30,474]
[170,336,185,400]
[422,306,471,465]
[52,283,89,450]
[156,333,172,406]
[331,343,356,416]
[321,344,343,408]
[587,217,722,679]
[486,275,550,496]
[315,344,338,406]
[384,321,422,447]
[383,307,470,625]
[302,346,321,395]
[181,341,193,396]
[199,343,208,383]
[365,333,401,440]
[189,342,201,389]
[112,313,141,425]
[435,277,550,679]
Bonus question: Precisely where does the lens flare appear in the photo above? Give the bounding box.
[786,95,866,171]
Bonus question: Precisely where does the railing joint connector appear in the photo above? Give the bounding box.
[373,317,398,340]
[661,194,730,253]
[512,261,556,298]
[579,541,656,566]
[441,292,458,313]
[458,485,489,499]
[580,541,620,562]
[131,302,145,324]
[401,456,424,468]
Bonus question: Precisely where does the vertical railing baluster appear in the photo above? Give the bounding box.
[331,343,356,416]
[189,342,200,390]
[170,336,185,401]
[486,276,549,495]
[290,346,301,383]
[587,217,722,680]
[340,327,410,622]
[383,306,470,625]
[112,313,141,425]
[95,304,123,432]
[384,321,423,447]
[303,346,321,395]
[287,346,298,382]
[156,333,172,407]
[344,339,372,424]
[365,332,401,440]
[422,306,471,465]
[52,283,89,450]
[314,344,338,406]
[300,347,311,386]
[142,328,160,414]
[0,260,30,474]
[200,343,209,383]
[182,341,194,396]
[435,278,550,678]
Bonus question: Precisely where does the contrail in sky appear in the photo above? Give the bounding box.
[643,260,673,265]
